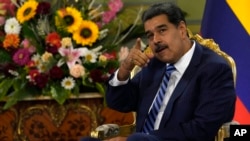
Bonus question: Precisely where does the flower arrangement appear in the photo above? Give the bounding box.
[0,0,139,109]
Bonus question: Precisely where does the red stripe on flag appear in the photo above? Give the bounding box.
[233,96,250,124]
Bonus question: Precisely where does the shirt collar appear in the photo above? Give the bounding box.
[172,40,196,74]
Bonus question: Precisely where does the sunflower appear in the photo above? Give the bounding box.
[55,7,82,33]
[72,20,99,46]
[16,0,38,24]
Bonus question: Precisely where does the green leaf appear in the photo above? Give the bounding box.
[72,84,80,96]
[82,74,95,88]
[95,82,107,106]
[0,78,14,100]
[21,23,44,54]
[95,82,105,95]
[13,77,27,90]
[0,49,12,63]
[50,85,69,105]
[3,93,18,110]
[3,86,29,110]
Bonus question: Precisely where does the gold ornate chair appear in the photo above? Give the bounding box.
[91,30,238,141]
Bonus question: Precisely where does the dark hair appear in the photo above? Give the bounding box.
[141,2,186,27]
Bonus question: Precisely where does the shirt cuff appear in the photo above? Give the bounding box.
[109,69,129,86]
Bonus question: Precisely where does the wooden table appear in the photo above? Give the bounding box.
[0,93,134,141]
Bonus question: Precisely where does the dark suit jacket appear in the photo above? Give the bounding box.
[106,42,236,141]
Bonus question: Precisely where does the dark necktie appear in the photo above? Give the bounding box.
[142,64,176,133]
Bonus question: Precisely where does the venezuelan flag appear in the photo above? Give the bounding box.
[201,0,250,124]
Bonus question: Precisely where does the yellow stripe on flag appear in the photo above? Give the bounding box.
[226,0,250,35]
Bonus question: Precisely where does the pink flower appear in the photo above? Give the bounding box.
[21,39,36,53]
[0,0,16,16]
[102,0,123,24]
[102,51,117,60]
[70,64,85,78]
[12,48,31,66]
[58,47,86,68]
[0,16,5,26]
[108,0,123,13]
[102,11,116,24]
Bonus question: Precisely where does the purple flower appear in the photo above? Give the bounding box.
[12,48,31,66]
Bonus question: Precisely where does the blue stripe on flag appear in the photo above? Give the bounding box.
[201,0,250,111]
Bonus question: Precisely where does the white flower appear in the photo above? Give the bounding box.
[31,54,41,65]
[61,77,75,90]
[37,63,47,73]
[32,54,41,61]
[82,48,98,63]
[4,17,21,34]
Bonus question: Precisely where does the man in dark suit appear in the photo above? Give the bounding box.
[81,2,236,141]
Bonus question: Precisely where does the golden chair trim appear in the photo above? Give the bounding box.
[188,30,237,86]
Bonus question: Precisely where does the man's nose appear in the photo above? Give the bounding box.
[153,33,161,44]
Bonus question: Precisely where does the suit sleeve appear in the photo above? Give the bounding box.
[106,72,141,112]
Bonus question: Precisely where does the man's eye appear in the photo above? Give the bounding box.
[159,28,166,33]
[146,34,153,39]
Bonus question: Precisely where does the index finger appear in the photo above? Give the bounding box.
[133,38,142,50]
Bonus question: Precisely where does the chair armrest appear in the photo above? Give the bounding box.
[91,123,136,140]
[215,120,239,141]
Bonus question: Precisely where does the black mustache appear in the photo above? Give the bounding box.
[155,44,168,53]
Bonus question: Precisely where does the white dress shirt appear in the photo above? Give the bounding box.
[154,41,195,129]
[109,41,196,129]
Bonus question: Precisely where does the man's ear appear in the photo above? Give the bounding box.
[178,21,187,38]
